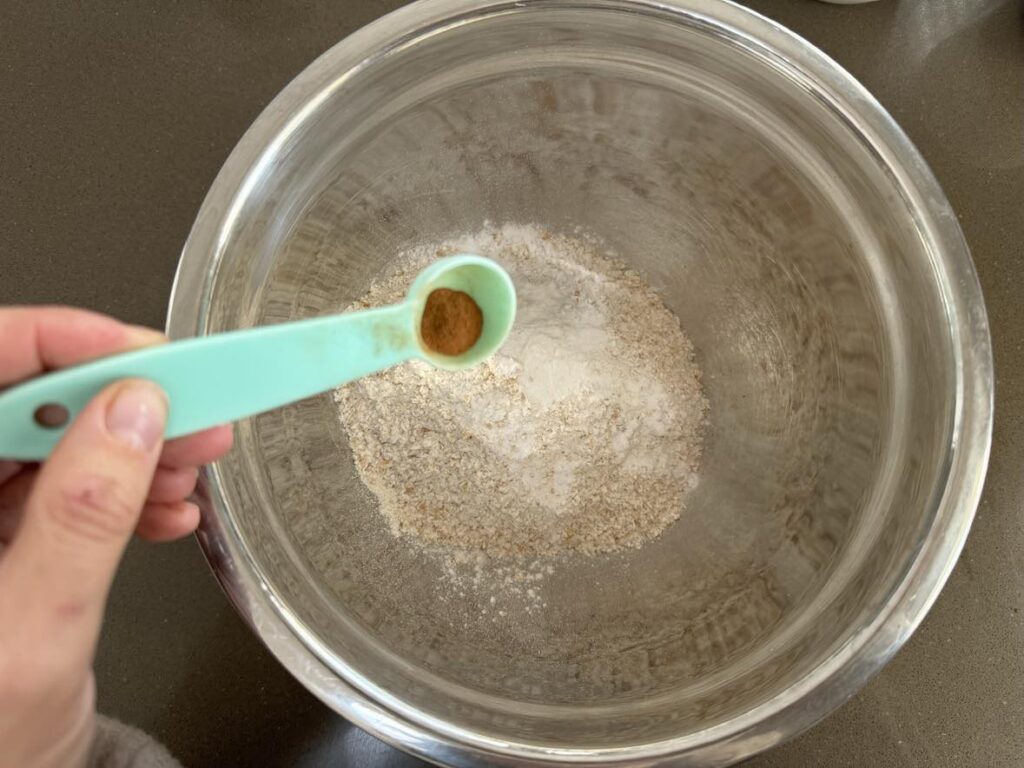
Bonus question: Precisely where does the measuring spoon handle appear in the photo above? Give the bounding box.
[0,302,418,460]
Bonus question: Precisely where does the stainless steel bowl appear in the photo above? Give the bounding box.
[168,0,993,764]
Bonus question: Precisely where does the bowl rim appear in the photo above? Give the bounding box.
[167,0,994,764]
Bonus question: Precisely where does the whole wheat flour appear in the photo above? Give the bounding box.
[335,224,707,560]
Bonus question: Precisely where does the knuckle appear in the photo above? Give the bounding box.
[47,473,139,542]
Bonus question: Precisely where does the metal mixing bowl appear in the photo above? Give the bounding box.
[167,0,993,764]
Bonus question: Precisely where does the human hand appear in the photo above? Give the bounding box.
[0,307,233,768]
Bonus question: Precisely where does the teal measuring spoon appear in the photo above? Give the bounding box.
[0,254,516,461]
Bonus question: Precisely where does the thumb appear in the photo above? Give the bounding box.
[4,380,166,658]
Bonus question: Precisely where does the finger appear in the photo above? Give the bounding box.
[0,460,23,485]
[147,466,198,504]
[0,468,37,543]
[159,424,233,468]
[0,306,165,386]
[2,379,166,659]
[2,466,198,543]
[135,500,200,542]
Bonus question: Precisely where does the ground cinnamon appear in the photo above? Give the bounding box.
[420,288,483,356]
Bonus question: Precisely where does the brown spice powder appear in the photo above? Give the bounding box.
[420,288,483,356]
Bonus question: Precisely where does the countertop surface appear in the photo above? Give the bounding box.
[1,1,1021,766]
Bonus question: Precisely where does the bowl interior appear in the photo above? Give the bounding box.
[194,2,960,750]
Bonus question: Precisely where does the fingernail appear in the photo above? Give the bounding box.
[106,383,167,452]
[126,325,168,348]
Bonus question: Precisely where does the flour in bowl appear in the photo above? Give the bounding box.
[335,224,707,559]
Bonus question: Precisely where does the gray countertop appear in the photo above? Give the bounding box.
[1,1,1021,766]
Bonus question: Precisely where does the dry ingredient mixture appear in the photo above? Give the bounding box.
[420,288,483,356]
[336,224,708,568]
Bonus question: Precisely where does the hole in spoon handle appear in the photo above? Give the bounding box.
[34,403,70,429]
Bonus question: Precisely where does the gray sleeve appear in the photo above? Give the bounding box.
[87,715,183,768]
